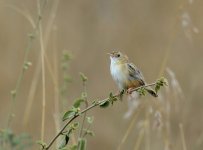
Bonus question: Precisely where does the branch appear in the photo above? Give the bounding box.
[130,82,156,93]
[44,82,157,150]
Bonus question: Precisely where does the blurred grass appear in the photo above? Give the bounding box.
[0,0,203,150]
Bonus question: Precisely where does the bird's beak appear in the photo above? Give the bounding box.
[107,52,113,57]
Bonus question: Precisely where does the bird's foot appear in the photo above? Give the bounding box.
[115,90,125,100]
[126,88,133,94]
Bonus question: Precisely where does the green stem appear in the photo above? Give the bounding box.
[44,82,157,150]
[79,82,88,138]
[7,0,47,128]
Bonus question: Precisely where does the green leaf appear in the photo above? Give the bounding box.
[62,107,80,122]
[28,33,35,39]
[79,72,88,82]
[64,75,72,83]
[10,90,16,98]
[83,129,95,137]
[73,99,85,108]
[62,50,71,61]
[0,129,33,149]
[137,87,146,96]
[160,77,168,86]
[99,100,110,108]
[68,145,78,150]
[78,138,86,150]
[71,122,79,130]
[58,135,69,149]
[81,92,87,99]
[109,92,114,98]
[108,92,118,105]
[155,85,160,93]
[61,62,69,70]
[91,100,96,105]
[155,77,168,93]
[63,110,76,121]
[23,61,32,70]
[36,140,47,149]
[86,116,94,124]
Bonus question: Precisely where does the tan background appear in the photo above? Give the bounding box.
[0,0,203,149]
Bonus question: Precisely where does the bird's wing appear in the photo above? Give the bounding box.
[127,63,145,85]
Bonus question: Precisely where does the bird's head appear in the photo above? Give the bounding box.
[107,51,128,64]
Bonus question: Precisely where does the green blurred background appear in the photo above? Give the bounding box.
[0,0,203,149]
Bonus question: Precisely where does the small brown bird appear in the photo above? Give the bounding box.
[108,51,157,97]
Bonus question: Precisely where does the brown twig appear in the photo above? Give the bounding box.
[44,82,157,150]
[130,82,156,93]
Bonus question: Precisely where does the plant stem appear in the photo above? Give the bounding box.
[37,0,46,142]
[130,82,157,93]
[7,0,47,128]
[179,123,187,150]
[79,82,88,138]
[44,83,157,150]
[45,100,100,150]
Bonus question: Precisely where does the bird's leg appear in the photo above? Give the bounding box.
[126,87,133,94]
[115,89,125,101]
[120,89,125,95]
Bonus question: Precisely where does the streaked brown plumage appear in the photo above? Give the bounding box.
[108,51,157,97]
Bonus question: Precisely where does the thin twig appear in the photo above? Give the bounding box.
[23,0,60,126]
[44,83,157,150]
[45,100,102,150]
[7,0,47,128]
[179,123,187,150]
[130,82,156,93]
[79,81,88,137]
[37,0,46,141]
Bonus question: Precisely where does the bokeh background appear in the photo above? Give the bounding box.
[0,0,203,149]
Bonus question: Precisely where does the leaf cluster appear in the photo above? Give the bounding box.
[42,76,168,150]
[99,92,118,108]
[0,129,32,150]
[155,77,168,93]
[58,122,79,149]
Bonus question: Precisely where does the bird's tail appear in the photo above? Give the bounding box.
[146,87,158,97]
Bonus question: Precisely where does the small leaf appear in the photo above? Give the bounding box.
[137,87,146,96]
[99,100,110,108]
[10,90,16,98]
[58,135,70,149]
[81,92,87,99]
[36,140,47,149]
[86,116,94,124]
[23,61,32,70]
[62,50,71,61]
[108,92,118,105]
[61,62,69,70]
[79,72,88,82]
[155,85,160,93]
[78,138,86,150]
[72,122,79,130]
[155,77,168,93]
[109,92,114,98]
[68,144,78,150]
[91,100,96,105]
[64,75,72,83]
[83,129,95,137]
[63,110,76,121]
[28,33,35,39]
[160,77,168,86]
[72,107,80,113]
[73,99,85,108]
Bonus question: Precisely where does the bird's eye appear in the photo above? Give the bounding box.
[117,54,120,57]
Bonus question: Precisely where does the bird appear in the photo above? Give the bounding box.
[108,51,157,97]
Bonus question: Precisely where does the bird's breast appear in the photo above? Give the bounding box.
[110,63,128,90]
